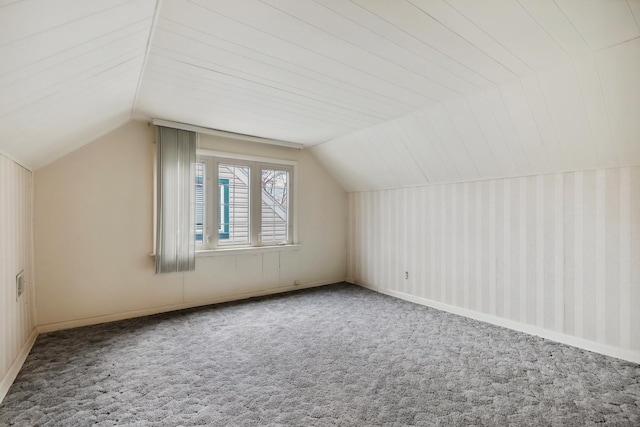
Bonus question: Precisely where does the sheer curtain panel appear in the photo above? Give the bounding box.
[155,126,196,273]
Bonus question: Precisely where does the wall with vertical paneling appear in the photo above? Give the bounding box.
[0,153,35,397]
[347,166,640,362]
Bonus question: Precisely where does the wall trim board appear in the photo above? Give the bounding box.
[350,280,640,365]
[0,328,38,405]
[37,278,343,334]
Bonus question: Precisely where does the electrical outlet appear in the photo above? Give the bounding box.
[294,280,300,286]
[405,271,408,280]
[16,271,24,300]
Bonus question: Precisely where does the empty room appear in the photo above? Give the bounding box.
[1,0,639,425]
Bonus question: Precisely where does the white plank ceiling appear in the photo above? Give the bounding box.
[0,0,157,168]
[314,37,640,191]
[1,0,639,172]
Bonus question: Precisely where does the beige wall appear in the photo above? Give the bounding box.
[34,121,347,327]
[0,154,35,396]
[347,167,640,363]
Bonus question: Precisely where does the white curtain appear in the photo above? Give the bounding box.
[155,126,196,273]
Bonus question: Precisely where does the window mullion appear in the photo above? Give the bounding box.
[208,158,218,249]
[287,165,294,244]
[250,162,261,246]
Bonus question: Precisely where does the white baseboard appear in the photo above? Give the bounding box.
[0,328,38,405]
[38,278,343,334]
[352,281,640,365]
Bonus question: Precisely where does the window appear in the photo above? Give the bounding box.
[195,162,205,245]
[195,152,295,250]
[260,168,289,243]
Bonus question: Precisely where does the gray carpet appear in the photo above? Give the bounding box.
[0,283,638,426]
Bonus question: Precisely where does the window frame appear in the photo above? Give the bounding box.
[217,177,230,239]
[196,149,297,253]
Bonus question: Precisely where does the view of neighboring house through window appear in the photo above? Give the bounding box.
[195,154,294,249]
[261,168,289,243]
[218,178,229,239]
[218,164,250,245]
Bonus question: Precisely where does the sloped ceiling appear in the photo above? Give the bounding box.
[1,0,639,174]
[313,37,640,191]
[0,0,158,168]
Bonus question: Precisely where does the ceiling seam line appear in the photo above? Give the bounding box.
[143,89,340,129]
[185,0,454,104]
[0,0,26,10]
[259,0,465,98]
[144,78,370,129]
[424,110,461,179]
[155,22,421,112]
[142,71,378,126]
[156,54,398,120]
[131,0,164,118]
[495,86,533,174]
[592,56,622,166]
[514,0,571,59]
[412,111,453,181]
[0,35,148,92]
[517,77,555,170]
[418,110,457,181]
[408,0,523,77]
[143,69,379,126]
[594,35,640,52]
[145,64,383,123]
[442,104,480,178]
[441,0,536,75]
[0,54,142,119]
[395,121,432,184]
[571,60,611,167]
[480,90,512,175]
[0,17,151,81]
[147,57,395,121]
[628,0,640,32]
[552,0,591,50]
[463,97,502,176]
[0,0,133,48]
[352,0,493,87]
[338,6,484,92]
[310,0,483,92]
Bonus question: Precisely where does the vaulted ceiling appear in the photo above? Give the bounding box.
[313,37,640,190]
[1,0,639,176]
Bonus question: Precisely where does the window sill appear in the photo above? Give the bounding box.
[195,244,300,257]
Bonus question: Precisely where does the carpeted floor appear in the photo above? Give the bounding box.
[1,283,639,426]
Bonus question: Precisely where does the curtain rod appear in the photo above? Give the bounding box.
[151,119,305,150]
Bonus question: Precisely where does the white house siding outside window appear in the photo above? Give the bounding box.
[195,153,294,250]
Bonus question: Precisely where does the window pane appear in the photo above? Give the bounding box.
[195,162,205,245]
[261,168,289,243]
[218,164,250,245]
